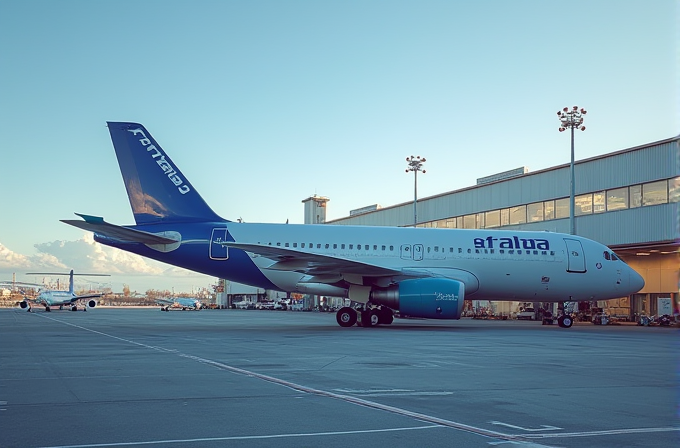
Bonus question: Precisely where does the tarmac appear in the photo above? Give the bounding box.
[0,307,678,448]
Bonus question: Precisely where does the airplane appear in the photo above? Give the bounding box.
[156,296,203,311]
[62,122,645,328]
[19,270,109,312]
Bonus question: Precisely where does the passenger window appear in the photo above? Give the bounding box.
[285,243,290,247]
[349,244,353,249]
[293,243,297,248]
[325,244,329,249]
[317,244,321,249]
[382,245,386,251]
[333,244,337,249]
[373,245,378,250]
[390,245,394,251]
[341,244,346,249]
[277,242,281,246]
[301,243,305,248]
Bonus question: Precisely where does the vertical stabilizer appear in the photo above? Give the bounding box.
[107,122,224,224]
[68,270,74,295]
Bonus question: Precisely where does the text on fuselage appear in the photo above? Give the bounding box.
[128,128,190,195]
[474,236,550,250]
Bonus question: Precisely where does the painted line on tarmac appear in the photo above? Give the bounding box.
[38,426,442,448]
[30,314,556,446]
[522,426,680,439]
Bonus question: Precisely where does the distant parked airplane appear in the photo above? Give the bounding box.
[62,122,644,328]
[156,297,203,311]
[20,270,109,312]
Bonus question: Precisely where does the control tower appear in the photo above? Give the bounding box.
[301,195,329,224]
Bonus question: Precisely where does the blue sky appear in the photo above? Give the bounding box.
[0,0,677,293]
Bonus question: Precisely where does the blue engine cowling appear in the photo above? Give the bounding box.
[370,278,465,319]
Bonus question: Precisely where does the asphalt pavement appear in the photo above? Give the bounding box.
[0,307,678,448]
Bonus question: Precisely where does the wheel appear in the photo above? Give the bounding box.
[367,309,380,327]
[357,309,379,327]
[558,315,573,328]
[379,308,394,325]
[45,307,51,312]
[71,306,77,311]
[336,307,357,327]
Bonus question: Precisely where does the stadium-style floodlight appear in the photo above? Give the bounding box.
[557,106,587,235]
[405,155,426,227]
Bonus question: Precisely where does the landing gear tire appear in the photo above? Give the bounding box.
[379,308,394,325]
[364,309,380,327]
[336,307,357,327]
[71,306,77,311]
[558,315,573,328]
[45,306,51,312]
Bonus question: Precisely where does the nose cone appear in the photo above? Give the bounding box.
[628,268,645,293]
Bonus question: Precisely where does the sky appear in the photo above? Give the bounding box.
[0,0,677,294]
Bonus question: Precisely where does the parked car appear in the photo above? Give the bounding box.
[234,300,254,310]
[516,308,535,320]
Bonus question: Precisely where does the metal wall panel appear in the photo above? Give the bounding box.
[328,138,679,231]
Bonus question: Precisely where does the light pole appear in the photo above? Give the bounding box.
[405,155,426,227]
[557,106,586,235]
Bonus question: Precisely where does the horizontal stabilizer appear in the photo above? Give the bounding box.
[61,213,179,245]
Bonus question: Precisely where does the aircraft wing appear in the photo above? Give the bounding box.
[72,293,102,302]
[61,214,178,245]
[224,242,404,277]
[155,298,173,306]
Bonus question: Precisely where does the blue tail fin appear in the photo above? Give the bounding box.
[107,122,223,224]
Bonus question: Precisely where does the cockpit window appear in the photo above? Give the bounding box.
[611,252,619,261]
[603,251,610,260]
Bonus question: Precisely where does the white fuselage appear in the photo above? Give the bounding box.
[224,223,643,303]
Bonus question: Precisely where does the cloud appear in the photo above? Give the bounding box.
[0,234,215,293]
[0,243,32,269]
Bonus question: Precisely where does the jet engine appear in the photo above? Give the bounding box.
[371,278,465,319]
[86,300,97,309]
[19,300,29,309]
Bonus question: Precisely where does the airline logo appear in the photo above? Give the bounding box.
[128,128,191,195]
[435,292,459,301]
[474,236,550,250]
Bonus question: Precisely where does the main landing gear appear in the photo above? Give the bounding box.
[335,304,394,328]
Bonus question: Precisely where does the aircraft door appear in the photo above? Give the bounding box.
[564,238,586,273]
[413,244,424,261]
[210,228,229,260]
[400,244,412,260]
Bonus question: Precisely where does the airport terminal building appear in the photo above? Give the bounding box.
[323,137,680,319]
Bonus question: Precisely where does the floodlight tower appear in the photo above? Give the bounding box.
[557,106,587,235]
[405,155,426,227]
